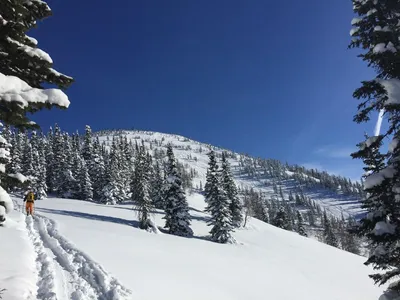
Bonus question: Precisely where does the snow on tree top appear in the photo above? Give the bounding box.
[0,72,70,108]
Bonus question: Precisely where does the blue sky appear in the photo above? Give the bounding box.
[31,0,379,180]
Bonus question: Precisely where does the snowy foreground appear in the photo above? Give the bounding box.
[1,193,385,300]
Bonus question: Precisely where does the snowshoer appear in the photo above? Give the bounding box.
[24,189,35,216]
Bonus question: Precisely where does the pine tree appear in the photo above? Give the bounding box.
[91,137,106,201]
[58,133,75,197]
[78,158,93,201]
[340,217,360,255]
[307,209,316,227]
[102,138,125,204]
[49,125,65,193]
[323,211,339,247]
[349,0,400,290]
[82,125,93,161]
[296,211,307,237]
[162,145,193,236]
[0,124,12,186]
[131,146,152,229]
[150,161,164,209]
[9,131,23,175]
[220,152,242,227]
[0,0,73,129]
[36,144,47,199]
[273,206,291,230]
[205,151,233,243]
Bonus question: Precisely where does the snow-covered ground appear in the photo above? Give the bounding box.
[1,194,385,300]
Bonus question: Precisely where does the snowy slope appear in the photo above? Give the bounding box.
[97,130,363,219]
[1,194,384,300]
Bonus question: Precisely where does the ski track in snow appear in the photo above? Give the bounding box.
[23,204,133,300]
[26,215,58,300]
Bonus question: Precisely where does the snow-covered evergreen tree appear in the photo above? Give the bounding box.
[150,161,164,209]
[102,138,125,204]
[340,217,360,255]
[78,158,93,201]
[205,151,233,243]
[296,211,307,237]
[349,0,400,290]
[162,145,193,236]
[49,125,65,193]
[220,152,242,227]
[58,133,76,197]
[131,146,152,229]
[323,211,338,247]
[0,123,14,223]
[82,125,93,161]
[9,131,23,176]
[0,0,73,129]
[91,137,106,201]
[273,206,291,230]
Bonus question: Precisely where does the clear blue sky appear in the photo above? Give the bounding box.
[32,0,378,180]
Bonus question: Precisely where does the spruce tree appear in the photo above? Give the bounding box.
[9,131,23,175]
[296,211,307,237]
[220,152,243,227]
[131,146,152,229]
[273,206,291,230]
[36,144,47,199]
[0,124,12,189]
[82,125,93,161]
[150,161,164,209]
[0,0,73,129]
[323,210,339,247]
[340,217,360,255]
[78,158,93,201]
[58,133,75,197]
[162,145,193,236]
[49,124,65,193]
[205,151,233,243]
[45,128,54,192]
[91,137,106,201]
[102,138,125,204]
[349,0,400,290]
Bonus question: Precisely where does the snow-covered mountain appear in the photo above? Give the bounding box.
[1,129,381,300]
[96,129,364,220]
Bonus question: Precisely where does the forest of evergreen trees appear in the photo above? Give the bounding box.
[1,124,365,249]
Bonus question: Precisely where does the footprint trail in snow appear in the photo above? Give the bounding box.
[24,208,133,300]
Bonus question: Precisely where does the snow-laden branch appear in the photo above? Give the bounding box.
[0,72,70,108]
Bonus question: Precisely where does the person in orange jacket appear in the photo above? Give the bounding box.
[23,188,36,216]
